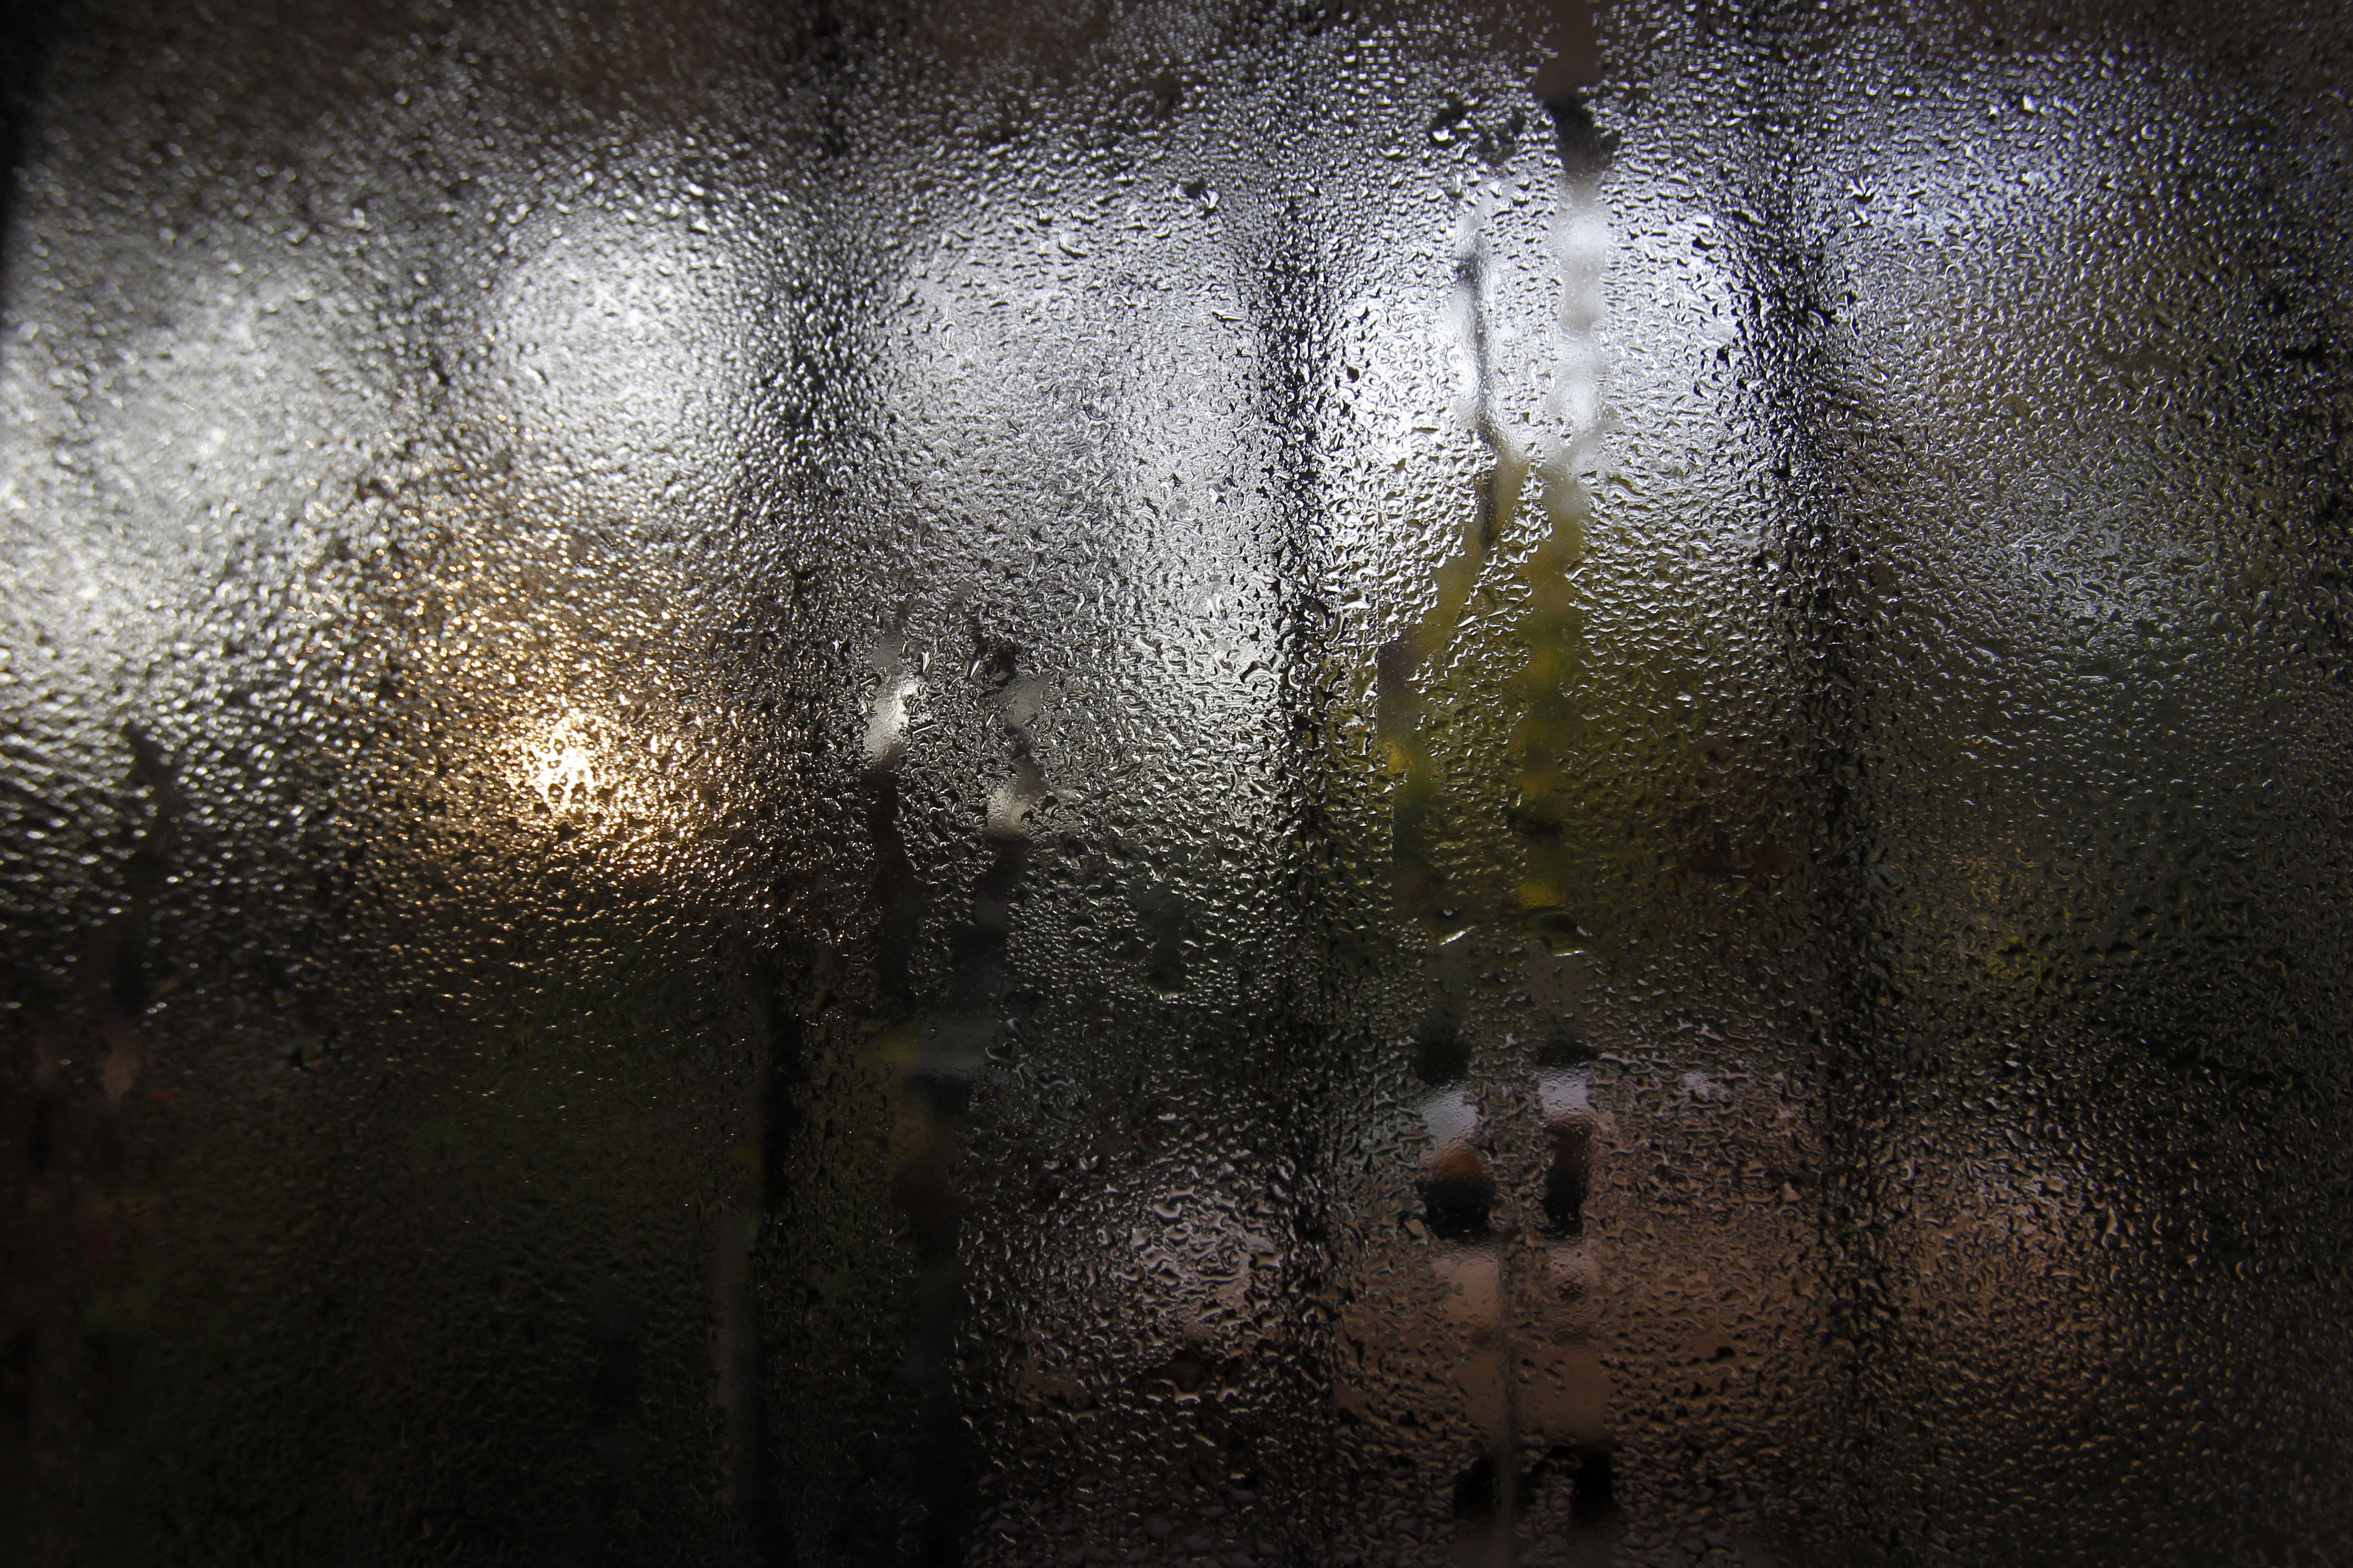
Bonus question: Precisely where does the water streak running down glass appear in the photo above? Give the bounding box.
[2,1,2350,1563]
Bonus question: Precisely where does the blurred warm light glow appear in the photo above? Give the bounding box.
[528,714,603,810]
[513,706,682,824]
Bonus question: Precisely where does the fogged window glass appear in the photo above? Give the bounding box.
[4,2,2350,1563]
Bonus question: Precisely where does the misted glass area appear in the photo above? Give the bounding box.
[3,1,2350,1562]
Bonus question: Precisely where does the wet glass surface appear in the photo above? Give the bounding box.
[4,2,2351,1562]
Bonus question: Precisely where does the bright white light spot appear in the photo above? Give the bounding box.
[527,714,602,809]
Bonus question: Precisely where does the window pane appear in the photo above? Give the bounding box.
[4,2,2349,1563]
